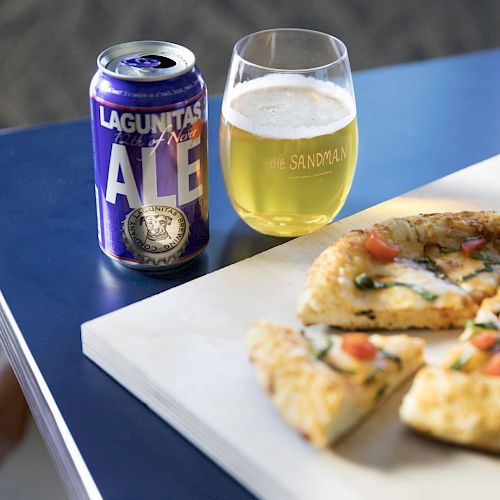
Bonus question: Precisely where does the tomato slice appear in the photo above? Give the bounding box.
[482,352,500,376]
[341,333,378,360]
[470,330,498,350]
[364,230,400,262]
[462,237,486,256]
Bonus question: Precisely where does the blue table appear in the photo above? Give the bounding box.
[0,48,499,499]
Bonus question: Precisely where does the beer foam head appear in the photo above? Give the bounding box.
[222,73,356,139]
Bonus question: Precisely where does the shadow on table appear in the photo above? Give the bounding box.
[217,219,293,270]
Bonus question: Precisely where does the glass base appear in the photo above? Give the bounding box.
[237,211,332,237]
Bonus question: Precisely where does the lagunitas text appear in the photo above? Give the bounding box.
[90,41,209,270]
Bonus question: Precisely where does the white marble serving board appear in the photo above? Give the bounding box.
[82,155,500,500]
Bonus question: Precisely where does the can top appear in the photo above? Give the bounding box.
[97,41,196,82]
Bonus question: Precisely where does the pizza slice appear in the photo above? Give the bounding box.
[425,238,500,302]
[247,321,425,447]
[298,211,500,330]
[400,290,500,453]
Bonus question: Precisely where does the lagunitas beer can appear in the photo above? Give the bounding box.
[90,41,208,270]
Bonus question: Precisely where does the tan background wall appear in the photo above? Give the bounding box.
[0,0,498,127]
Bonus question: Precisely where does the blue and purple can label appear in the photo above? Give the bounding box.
[90,41,208,269]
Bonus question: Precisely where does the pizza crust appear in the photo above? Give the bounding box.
[399,366,500,453]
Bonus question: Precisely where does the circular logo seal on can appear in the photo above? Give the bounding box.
[121,205,190,265]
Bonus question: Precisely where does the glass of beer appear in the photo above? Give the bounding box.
[219,28,358,237]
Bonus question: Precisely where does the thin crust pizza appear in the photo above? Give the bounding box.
[247,321,425,447]
[400,290,500,453]
[298,211,500,330]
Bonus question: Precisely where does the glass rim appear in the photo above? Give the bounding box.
[233,28,348,72]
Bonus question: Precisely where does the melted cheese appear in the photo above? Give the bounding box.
[308,333,412,387]
[426,244,500,301]
[356,261,469,311]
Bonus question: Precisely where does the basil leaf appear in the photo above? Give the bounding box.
[354,273,376,290]
[375,383,389,400]
[364,368,382,384]
[460,320,476,341]
[439,244,460,254]
[461,320,499,342]
[472,251,500,265]
[388,282,437,301]
[378,348,402,369]
[354,274,437,301]
[459,264,493,281]
[403,284,438,301]
[472,321,499,330]
[412,256,445,279]
[302,331,333,361]
[304,335,355,374]
[316,338,332,360]
[450,350,473,370]
[326,361,355,375]
[307,336,332,361]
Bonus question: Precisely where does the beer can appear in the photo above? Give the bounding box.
[89,41,209,270]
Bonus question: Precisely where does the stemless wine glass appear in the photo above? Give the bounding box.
[219,28,358,237]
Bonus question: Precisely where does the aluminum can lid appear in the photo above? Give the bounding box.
[97,40,195,81]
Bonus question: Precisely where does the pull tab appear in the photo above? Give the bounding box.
[122,56,162,68]
[118,54,177,76]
